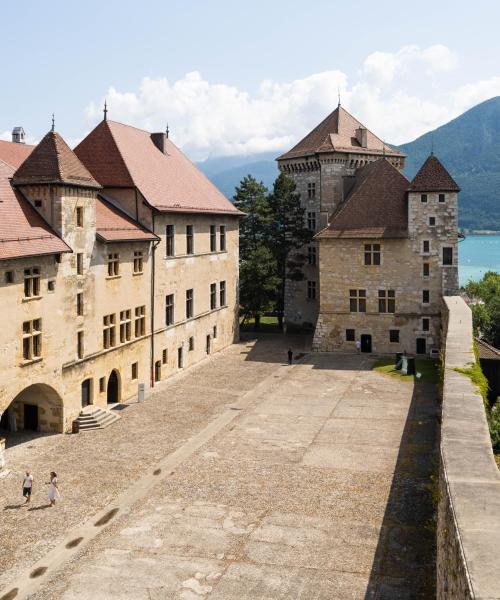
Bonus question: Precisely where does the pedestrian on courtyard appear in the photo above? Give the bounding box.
[288,348,293,365]
[22,470,33,505]
[355,340,361,354]
[47,471,60,506]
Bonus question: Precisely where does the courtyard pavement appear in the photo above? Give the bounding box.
[0,335,438,600]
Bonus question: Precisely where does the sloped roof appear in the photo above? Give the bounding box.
[316,158,409,239]
[476,338,500,361]
[0,161,71,260]
[96,195,159,243]
[409,154,460,192]
[0,140,35,169]
[12,131,101,189]
[278,105,405,161]
[75,120,242,216]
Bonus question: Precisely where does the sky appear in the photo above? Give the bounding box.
[2,0,500,160]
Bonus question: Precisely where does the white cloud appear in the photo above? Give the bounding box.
[83,44,498,159]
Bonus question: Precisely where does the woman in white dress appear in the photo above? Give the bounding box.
[48,471,60,506]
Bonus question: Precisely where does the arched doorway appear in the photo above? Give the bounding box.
[107,370,120,404]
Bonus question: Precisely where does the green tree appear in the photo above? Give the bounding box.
[267,173,313,329]
[465,271,500,347]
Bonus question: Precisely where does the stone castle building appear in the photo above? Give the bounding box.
[0,117,241,434]
[277,104,459,354]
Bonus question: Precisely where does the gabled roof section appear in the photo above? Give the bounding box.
[0,139,35,169]
[278,105,405,161]
[12,131,101,189]
[317,158,409,239]
[96,195,159,243]
[0,160,71,260]
[476,337,500,361]
[409,154,460,192]
[75,120,242,216]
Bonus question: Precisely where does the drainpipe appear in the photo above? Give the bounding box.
[150,209,158,388]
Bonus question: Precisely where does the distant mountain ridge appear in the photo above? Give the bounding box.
[198,97,500,231]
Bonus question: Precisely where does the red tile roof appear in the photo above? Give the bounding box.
[0,161,71,261]
[0,140,35,169]
[316,158,409,239]
[278,106,405,161]
[409,154,460,192]
[96,195,159,243]
[476,338,500,361]
[75,120,242,216]
[13,131,100,189]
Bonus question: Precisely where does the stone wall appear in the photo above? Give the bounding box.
[438,296,500,599]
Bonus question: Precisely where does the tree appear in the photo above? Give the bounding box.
[267,173,313,329]
[233,176,278,329]
[465,271,500,347]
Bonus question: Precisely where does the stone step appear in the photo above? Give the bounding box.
[76,406,121,431]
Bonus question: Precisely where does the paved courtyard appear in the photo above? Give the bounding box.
[0,335,438,600]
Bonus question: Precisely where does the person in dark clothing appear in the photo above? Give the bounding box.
[287,348,293,365]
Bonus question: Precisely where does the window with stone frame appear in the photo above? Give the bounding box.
[76,253,84,275]
[389,329,400,343]
[133,251,143,274]
[346,329,355,342]
[134,306,146,337]
[120,309,132,343]
[422,290,430,304]
[349,289,366,312]
[378,289,396,313]
[422,240,430,254]
[307,182,316,198]
[423,262,430,277]
[438,193,446,203]
[219,225,226,251]
[219,281,226,306]
[364,244,381,266]
[166,225,175,257]
[213,325,217,339]
[307,280,317,300]
[24,267,40,297]
[22,319,42,360]
[162,349,168,364]
[186,289,194,319]
[307,212,316,231]
[131,362,138,379]
[165,294,174,326]
[420,194,428,203]
[422,318,430,331]
[308,245,317,266]
[186,225,194,255]
[188,336,195,351]
[107,253,119,277]
[77,330,84,359]
[210,283,217,310]
[442,246,453,266]
[76,292,84,316]
[210,225,217,252]
[76,206,84,227]
[5,270,14,284]
[103,314,116,349]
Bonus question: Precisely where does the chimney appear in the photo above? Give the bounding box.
[12,126,26,144]
[151,132,169,154]
[356,126,367,148]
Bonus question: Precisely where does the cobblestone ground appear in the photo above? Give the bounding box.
[0,335,438,600]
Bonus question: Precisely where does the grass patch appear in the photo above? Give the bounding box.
[240,315,281,333]
[373,356,439,384]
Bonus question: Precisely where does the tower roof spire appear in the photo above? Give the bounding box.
[103,100,108,121]
[51,113,55,132]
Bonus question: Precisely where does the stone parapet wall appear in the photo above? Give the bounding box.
[438,296,500,599]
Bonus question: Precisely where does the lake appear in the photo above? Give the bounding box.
[459,235,500,286]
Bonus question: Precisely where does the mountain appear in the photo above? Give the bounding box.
[200,97,500,231]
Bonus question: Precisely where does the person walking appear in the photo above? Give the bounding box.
[48,471,60,507]
[355,339,361,354]
[22,470,33,505]
[287,348,293,365]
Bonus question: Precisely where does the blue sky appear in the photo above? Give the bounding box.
[2,0,500,158]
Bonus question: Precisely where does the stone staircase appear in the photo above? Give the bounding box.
[76,406,121,431]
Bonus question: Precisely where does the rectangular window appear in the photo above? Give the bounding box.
[5,270,14,284]
[131,362,138,380]
[186,225,194,254]
[210,225,217,252]
[188,336,194,351]
[439,193,446,203]
[99,377,105,393]
[349,289,366,313]
[422,318,430,332]
[213,325,217,339]
[107,253,119,277]
[77,331,84,359]
[34,199,42,208]
[389,329,400,343]
[364,244,381,266]
[24,267,40,298]
[210,283,217,310]
[429,216,436,227]
[421,194,428,203]
[155,360,161,382]
[165,294,174,326]
[378,289,396,313]
[47,280,55,292]
[166,225,175,257]
[103,314,116,349]
[346,329,355,342]
[22,319,42,360]
[162,349,168,364]
[77,292,84,316]
[186,289,194,319]
[120,309,132,343]
[422,240,430,254]
[307,182,316,198]
[442,247,453,265]
[308,245,317,266]
[307,212,316,231]
[423,263,430,277]
[219,225,226,251]
[76,206,83,227]
[133,251,143,274]
[219,281,226,306]
[307,280,317,300]
[422,290,430,304]
[134,306,146,337]
[76,253,83,275]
